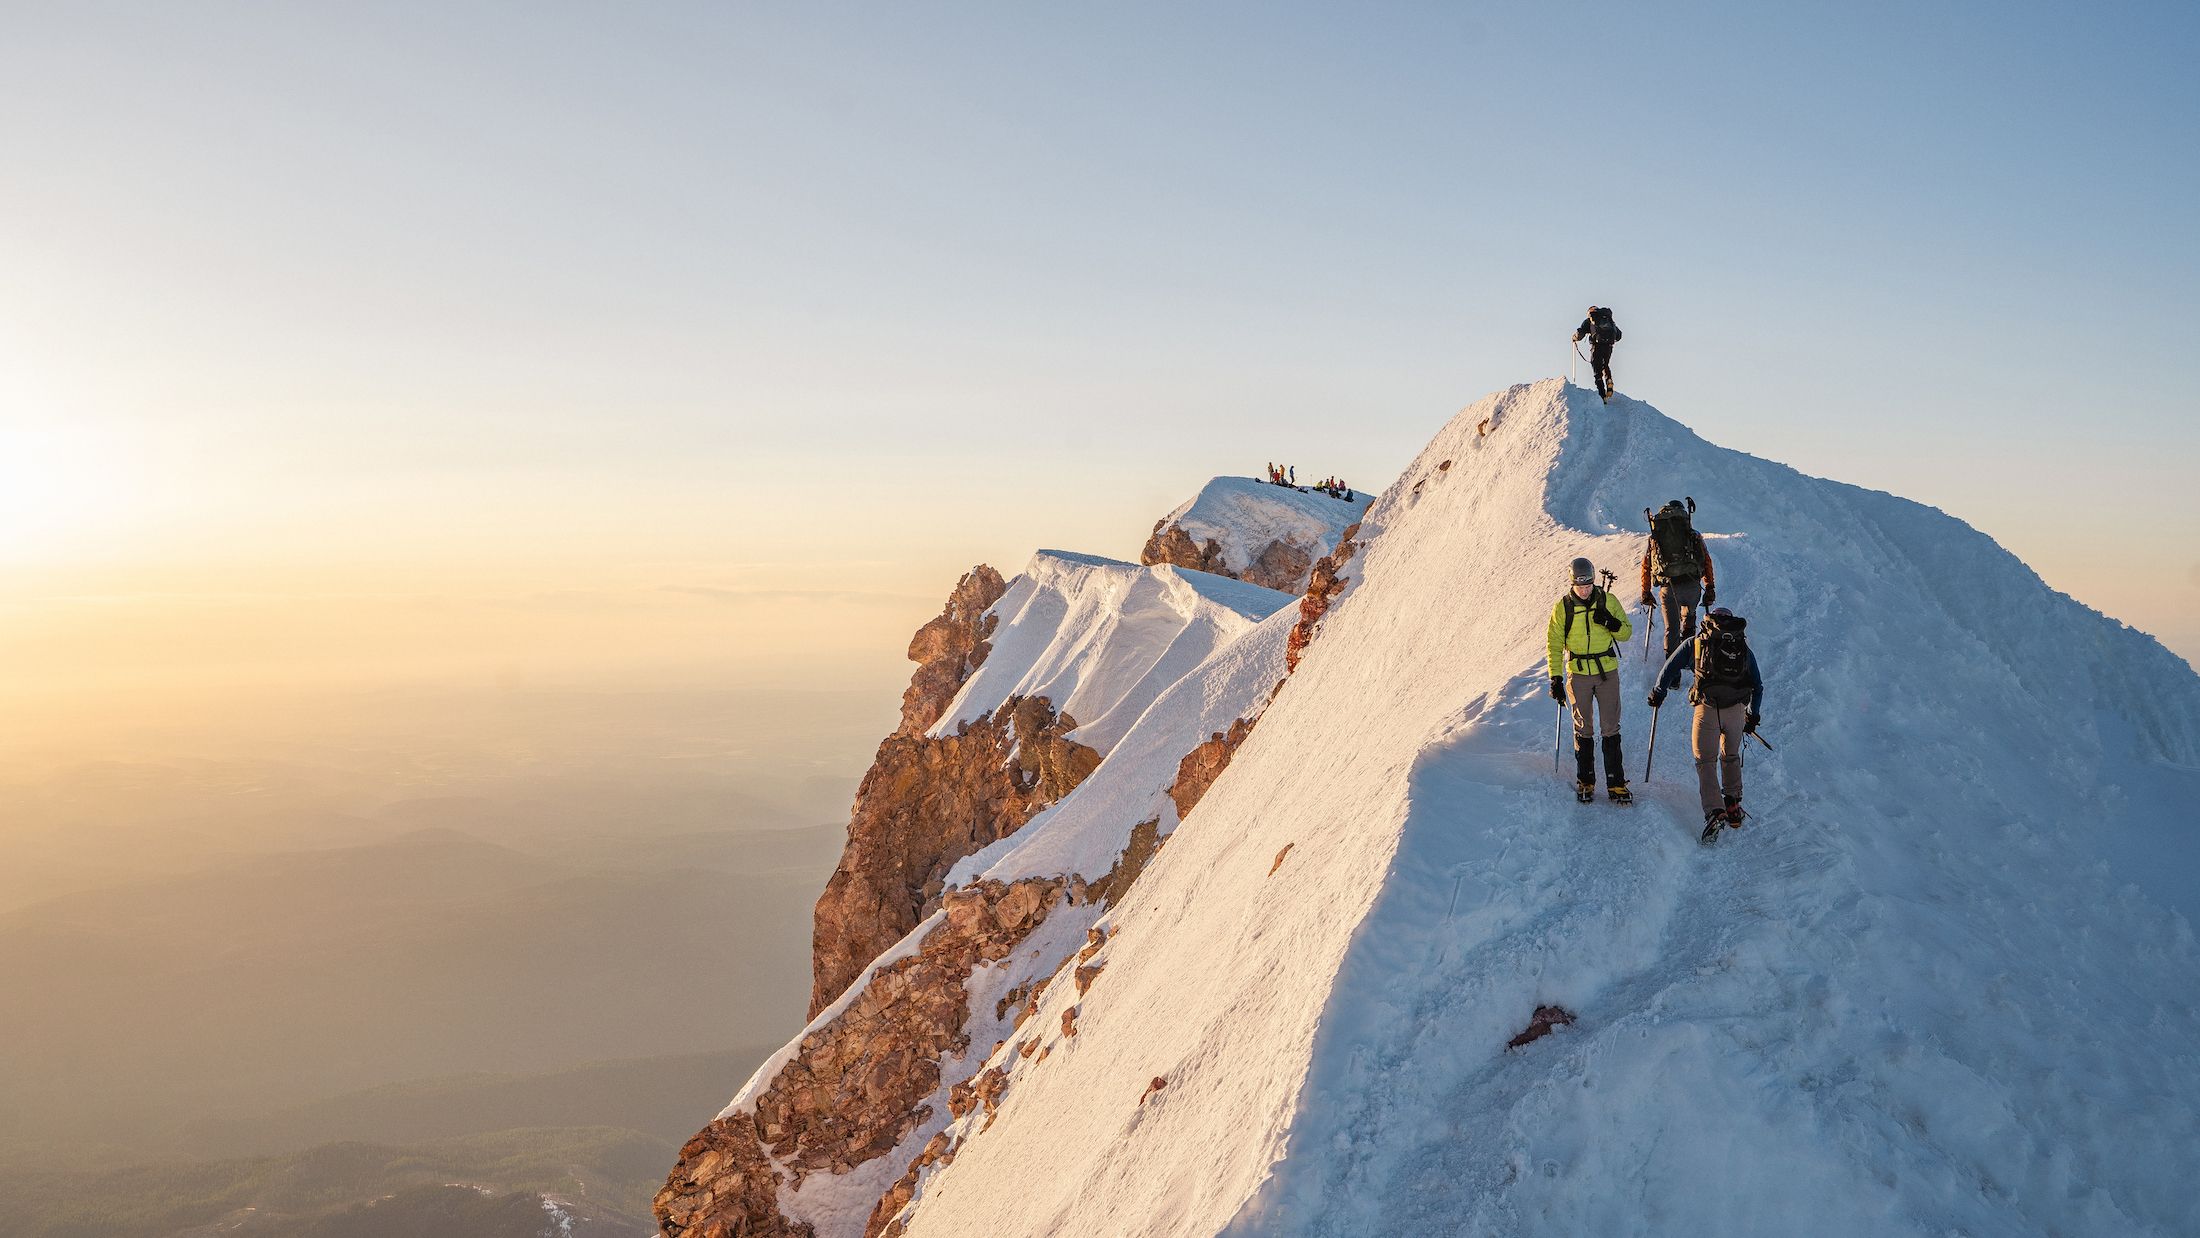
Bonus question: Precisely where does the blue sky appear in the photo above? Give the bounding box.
[3,1,2195,698]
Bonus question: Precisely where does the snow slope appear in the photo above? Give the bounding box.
[934,550,1294,754]
[1159,477,1370,578]
[892,379,2200,1237]
[710,575,1300,1237]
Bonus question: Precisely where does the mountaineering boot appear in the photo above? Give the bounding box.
[1574,736,1597,791]
[1576,781,1596,804]
[1600,735,1629,804]
[1606,782,1633,805]
[1701,811,1724,845]
[1725,796,1744,828]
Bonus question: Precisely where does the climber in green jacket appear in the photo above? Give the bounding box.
[1547,556,1635,804]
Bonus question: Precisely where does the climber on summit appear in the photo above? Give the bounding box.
[1640,498,1717,660]
[1573,305,1622,401]
[1648,607,1764,843]
[1547,556,1635,805]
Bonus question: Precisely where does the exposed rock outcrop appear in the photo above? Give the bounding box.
[811,696,1099,1014]
[657,877,1068,1238]
[1167,716,1257,822]
[1140,523,1230,578]
[1141,521,1321,594]
[1285,521,1360,673]
[1240,538,1316,593]
[897,565,1007,736]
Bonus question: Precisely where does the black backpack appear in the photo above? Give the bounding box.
[1692,612,1754,709]
[1559,587,1621,670]
[1589,307,1622,345]
[1648,501,1702,584]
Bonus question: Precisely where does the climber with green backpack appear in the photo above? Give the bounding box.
[1547,556,1636,805]
[1639,497,1718,660]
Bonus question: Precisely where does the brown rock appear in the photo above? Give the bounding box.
[1285,522,1359,673]
[1085,817,1162,909]
[898,565,1007,736]
[811,694,1100,1014]
[1506,1004,1577,1050]
[1074,963,1104,995]
[1269,842,1294,875]
[1239,538,1315,593]
[1061,1006,1079,1038]
[1140,522,1231,577]
[1077,925,1107,963]
[1143,522,1326,594]
[1168,716,1257,821]
[660,877,1067,1238]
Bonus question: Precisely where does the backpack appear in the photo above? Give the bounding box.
[1692,612,1754,709]
[1589,307,1622,345]
[1558,588,1621,670]
[1648,501,1702,583]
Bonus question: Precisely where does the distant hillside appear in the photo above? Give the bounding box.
[183,1046,777,1155]
[0,824,839,1151]
[0,1127,663,1238]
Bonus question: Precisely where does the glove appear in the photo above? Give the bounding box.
[1703,584,1717,607]
[1595,609,1623,633]
[1639,592,1654,608]
[1745,711,1761,733]
[1648,688,1667,708]
[1550,677,1566,702]
[1571,330,1584,343]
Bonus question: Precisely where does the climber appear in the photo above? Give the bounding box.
[1547,556,1635,804]
[1639,498,1716,660]
[1573,305,1622,401]
[1648,607,1764,843]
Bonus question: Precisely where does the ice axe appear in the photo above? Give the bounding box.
[1643,702,1661,785]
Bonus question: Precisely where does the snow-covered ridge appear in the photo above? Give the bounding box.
[1155,476,1369,578]
[892,379,2200,1237]
[933,550,1296,755]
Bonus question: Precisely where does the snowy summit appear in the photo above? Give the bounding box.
[660,379,2200,1238]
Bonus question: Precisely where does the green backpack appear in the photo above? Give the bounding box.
[1649,500,1702,584]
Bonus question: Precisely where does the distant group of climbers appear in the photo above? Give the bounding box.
[1262,463,1355,502]
[1545,494,1767,844]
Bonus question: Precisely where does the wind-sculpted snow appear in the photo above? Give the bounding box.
[935,551,1294,755]
[1144,476,1372,593]
[891,380,2200,1238]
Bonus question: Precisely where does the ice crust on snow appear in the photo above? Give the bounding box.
[886,380,2200,1238]
[932,550,1294,755]
[1159,476,1370,577]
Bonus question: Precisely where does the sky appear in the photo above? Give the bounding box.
[2,0,2196,732]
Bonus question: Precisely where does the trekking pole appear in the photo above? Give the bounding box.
[1750,729,1773,751]
[1554,699,1565,778]
[1644,703,1660,784]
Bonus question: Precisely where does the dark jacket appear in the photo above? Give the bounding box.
[1653,633,1763,714]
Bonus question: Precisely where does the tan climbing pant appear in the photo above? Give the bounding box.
[1692,701,1747,815]
[1567,668,1622,739]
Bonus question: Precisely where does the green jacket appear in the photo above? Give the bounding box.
[1546,588,1634,678]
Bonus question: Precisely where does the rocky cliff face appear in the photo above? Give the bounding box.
[894,565,1006,737]
[1141,519,1316,593]
[658,877,1071,1238]
[809,694,1099,1015]
[662,541,1309,1238]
